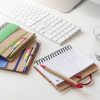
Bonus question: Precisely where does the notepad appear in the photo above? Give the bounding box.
[0,56,8,68]
[34,45,94,85]
[0,22,20,43]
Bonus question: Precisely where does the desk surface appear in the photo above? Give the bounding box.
[0,0,100,100]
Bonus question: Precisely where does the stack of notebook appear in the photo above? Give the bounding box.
[0,22,99,91]
[0,22,40,74]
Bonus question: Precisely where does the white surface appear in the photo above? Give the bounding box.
[34,47,94,85]
[0,0,81,45]
[89,0,100,4]
[0,0,100,100]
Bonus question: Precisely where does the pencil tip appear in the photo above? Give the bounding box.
[40,65,46,69]
[33,33,36,37]
[77,83,83,88]
[35,42,39,45]
[9,52,15,58]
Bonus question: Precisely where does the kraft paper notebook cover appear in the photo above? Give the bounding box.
[34,45,99,91]
[0,22,36,61]
[0,39,41,74]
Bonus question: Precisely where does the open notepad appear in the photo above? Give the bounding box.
[34,45,94,85]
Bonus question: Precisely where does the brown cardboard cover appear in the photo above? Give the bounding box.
[16,41,36,72]
[0,28,26,53]
[6,36,37,61]
[2,31,32,58]
[0,27,36,61]
[5,40,40,74]
[34,64,99,91]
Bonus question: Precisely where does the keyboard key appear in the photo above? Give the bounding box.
[71,29,77,33]
[61,20,67,24]
[18,15,24,18]
[51,28,56,32]
[53,16,58,20]
[20,20,26,24]
[66,23,71,26]
[57,23,64,27]
[59,27,65,31]
[39,30,45,34]
[46,21,52,24]
[48,30,54,34]
[60,31,67,35]
[0,9,16,18]
[30,25,37,30]
[25,22,32,27]
[49,18,55,22]
[48,14,54,18]
[42,18,48,22]
[38,26,44,29]
[67,32,74,36]
[41,10,45,14]
[64,34,70,38]
[31,17,36,21]
[36,17,43,21]
[67,27,74,31]
[35,28,41,32]
[52,37,58,41]
[53,20,59,24]
[44,12,49,16]
[52,32,58,36]
[62,25,68,29]
[50,23,55,26]
[54,25,60,29]
[70,25,75,28]
[37,8,42,12]
[56,34,62,39]
[63,30,69,33]
[55,30,61,34]
[57,37,67,44]
[26,19,34,24]
[56,18,62,22]
[15,17,22,21]
[74,27,80,30]
[44,33,54,39]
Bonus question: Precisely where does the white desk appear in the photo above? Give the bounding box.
[0,0,100,100]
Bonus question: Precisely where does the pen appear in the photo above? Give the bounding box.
[24,42,39,72]
[12,38,26,49]
[23,48,32,62]
[9,33,35,58]
[40,65,83,89]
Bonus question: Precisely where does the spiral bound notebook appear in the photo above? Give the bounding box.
[0,22,8,30]
[0,22,20,43]
[34,45,94,86]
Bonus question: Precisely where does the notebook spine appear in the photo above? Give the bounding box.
[0,22,8,30]
[34,45,72,65]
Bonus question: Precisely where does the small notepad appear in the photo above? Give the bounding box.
[34,45,94,85]
[0,56,8,68]
[0,22,20,43]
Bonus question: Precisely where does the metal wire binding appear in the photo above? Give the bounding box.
[0,22,8,30]
[34,45,72,65]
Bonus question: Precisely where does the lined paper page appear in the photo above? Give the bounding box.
[34,48,94,85]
